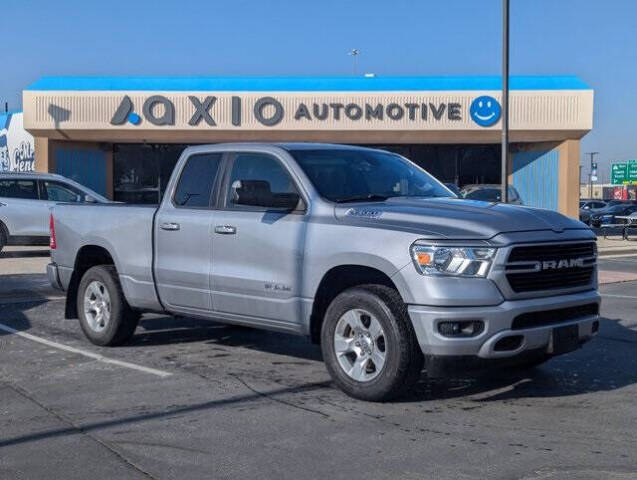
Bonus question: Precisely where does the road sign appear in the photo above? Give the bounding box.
[611,162,628,185]
[592,162,598,169]
[628,160,637,185]
[591,175,598,182]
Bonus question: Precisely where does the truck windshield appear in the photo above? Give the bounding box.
[288,149,454,203]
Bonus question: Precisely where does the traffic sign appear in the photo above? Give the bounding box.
[611,163,628,185]
[628,160,637,185]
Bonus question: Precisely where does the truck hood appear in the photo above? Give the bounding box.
[334,197,587,240]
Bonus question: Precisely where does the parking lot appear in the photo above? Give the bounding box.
[1,247,637,480]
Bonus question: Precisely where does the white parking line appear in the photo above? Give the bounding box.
[601,294,637,300]
[0,322,172,378]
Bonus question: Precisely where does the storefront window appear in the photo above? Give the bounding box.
[112,143,503,204]
[370,144,501,190]
[113,144,187,204]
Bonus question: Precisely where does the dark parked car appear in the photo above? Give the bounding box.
[605,199,637,207]
[460,184,524,205]
[590,204,637,228]
[579,200,607,224]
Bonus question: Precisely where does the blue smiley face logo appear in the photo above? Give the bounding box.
[470,96,501,127]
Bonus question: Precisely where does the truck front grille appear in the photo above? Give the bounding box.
[505,242,596,293]
[511,303,599,330]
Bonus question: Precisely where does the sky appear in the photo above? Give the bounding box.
[2,0,636,181]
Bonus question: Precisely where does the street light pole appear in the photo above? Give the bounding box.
[348,49,360,76]
[501,0,510,204]
[585,151,599,198]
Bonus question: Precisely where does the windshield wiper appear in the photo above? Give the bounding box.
[335,194,393,203]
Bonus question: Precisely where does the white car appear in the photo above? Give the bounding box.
[0,172,108,252]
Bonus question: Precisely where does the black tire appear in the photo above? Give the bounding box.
[77,265,140,346]
[321,285,424,402]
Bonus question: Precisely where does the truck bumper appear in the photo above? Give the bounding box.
[408,289,600,360]
[47,263,64,291]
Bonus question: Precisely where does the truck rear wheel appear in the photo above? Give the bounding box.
[321,285,424,402]
[77,265,140,346]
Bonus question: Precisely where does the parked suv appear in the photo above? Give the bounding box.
[0,172,108,252]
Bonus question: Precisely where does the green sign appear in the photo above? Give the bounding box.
[611,162,628,185]
[611,161,637,185]
[629,160,637,185]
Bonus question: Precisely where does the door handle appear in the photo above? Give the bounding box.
[0,202,6,207]
[159,222,180,231]
[214,225,236,235]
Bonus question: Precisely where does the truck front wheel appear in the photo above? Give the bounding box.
[77,265,140,346]
[321,285,424,402]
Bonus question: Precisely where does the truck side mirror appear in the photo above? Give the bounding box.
[84,194,97,203]
[232,180,301,211]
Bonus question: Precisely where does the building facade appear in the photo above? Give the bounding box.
[23,76,593,216]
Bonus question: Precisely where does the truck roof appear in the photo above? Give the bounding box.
[182,142,389,152]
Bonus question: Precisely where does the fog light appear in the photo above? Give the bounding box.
[438,320,484,337]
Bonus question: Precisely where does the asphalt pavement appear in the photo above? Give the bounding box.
[1,249,636,479]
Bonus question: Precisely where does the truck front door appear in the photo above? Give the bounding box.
[154,152,223,312]
[210,152,308,329]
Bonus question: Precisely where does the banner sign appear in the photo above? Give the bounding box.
[0,112,35,172]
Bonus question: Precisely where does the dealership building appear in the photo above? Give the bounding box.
[23,75,593,217]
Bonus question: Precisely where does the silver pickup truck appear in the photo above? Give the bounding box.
[48,143,600,401]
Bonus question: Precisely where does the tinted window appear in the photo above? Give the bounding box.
[0,179,39,199]
[226,153,298,207]
[289,149,451,202]
[464,188,501,202]
[43,181,83,202]
[174,153,222,208]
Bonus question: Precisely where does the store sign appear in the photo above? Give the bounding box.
[0,113,35,172]
[110,94,471,128]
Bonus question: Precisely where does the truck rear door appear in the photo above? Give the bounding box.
[154,152,223,312]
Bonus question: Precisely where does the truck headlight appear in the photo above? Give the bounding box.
[410,243,496,277]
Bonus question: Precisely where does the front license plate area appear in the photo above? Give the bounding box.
[551,325,580,355]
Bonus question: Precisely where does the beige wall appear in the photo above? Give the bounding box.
[33,137,54,172]
[558,139,581,218]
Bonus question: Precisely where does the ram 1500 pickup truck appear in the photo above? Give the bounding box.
[48,143,600,401]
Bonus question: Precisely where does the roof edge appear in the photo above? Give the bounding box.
[26,75,592,92]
